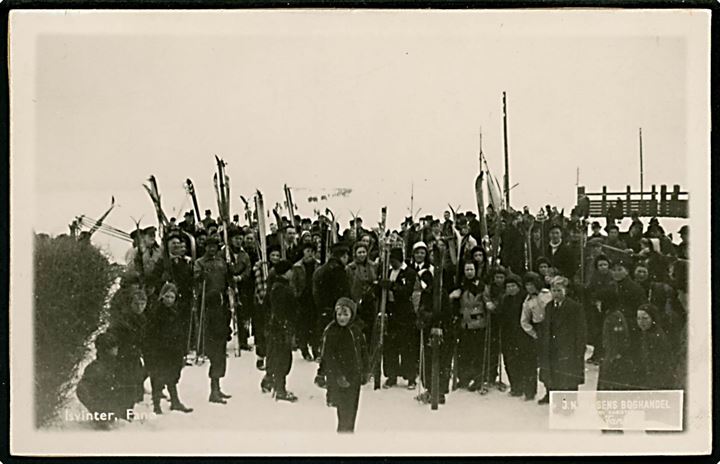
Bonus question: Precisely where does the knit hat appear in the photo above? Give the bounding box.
[274,259,293,275]
[389,248,404,262]
[505,273,522,288]
[335,296,357,324]
[158,282,178,301]
[335,296,357,315]
[412,241,428,252]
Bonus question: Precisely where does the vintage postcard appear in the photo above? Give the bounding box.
[8,8,711,455]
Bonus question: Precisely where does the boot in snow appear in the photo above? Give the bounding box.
[209,379,227,404]
[314,374,327,389]
[260,374,273,393]
[168,385,193,413]
[274,390,298,402]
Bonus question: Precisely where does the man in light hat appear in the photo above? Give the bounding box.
[410,241,434,315]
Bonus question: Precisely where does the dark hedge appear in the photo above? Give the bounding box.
[34,234,114,428]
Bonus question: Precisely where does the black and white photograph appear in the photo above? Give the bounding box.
[8,8,711,455]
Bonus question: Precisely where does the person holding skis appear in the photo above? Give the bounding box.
[380,247,419,389]
[252,244,282,371]
[322,297,370,432]
[228,228,252,351]
[263,259,299,401]
[450,260,487,391]
[290,242,321,361]
[194,236,233,404]
[416,243,454,405]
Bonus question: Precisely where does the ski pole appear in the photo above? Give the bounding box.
[196,280,207,360]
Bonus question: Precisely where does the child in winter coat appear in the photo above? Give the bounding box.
[321,297,369,433]
[76,332,126,427]
[106,288,148,411]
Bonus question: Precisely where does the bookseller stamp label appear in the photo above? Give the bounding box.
[549,390,683,431]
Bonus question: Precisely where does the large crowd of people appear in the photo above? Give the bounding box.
[76,201,689,433]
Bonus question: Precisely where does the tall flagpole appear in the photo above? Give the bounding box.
[639,127,644,202]
[502,92,510,209]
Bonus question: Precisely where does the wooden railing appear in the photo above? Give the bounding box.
[577,185,688,218]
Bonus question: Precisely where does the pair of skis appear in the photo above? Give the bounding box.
[143,175,170,237]
[213,156,241,357]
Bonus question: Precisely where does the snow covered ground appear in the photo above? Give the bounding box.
[54,344,599,434]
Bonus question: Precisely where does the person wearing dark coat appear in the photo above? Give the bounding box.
[143,283,193,414]
[450,261,488,391]
[76,332,127,426]
[322,297,370,433]
[633,304,675,389]
[633,263,685,346]
[584,254,616,364]
[484,267,507,389]
[416,244,455,404]
[312,243,351,386]
[227,229,253,351]
[500,220,526,275]
[610,259,646,337]
[379,247,419,389]
[499,274,535,398]
[676,225,689,260]
[537,276,587,404]
[106,288,148,410]
[193,236,233,403]
[545,224,577,280]
[149,232,196,356]
[263,260,299,402]
[597,306,634,391]
[290,243,321,361]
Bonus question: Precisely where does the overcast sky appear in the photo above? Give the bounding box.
[22,11,692,262]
